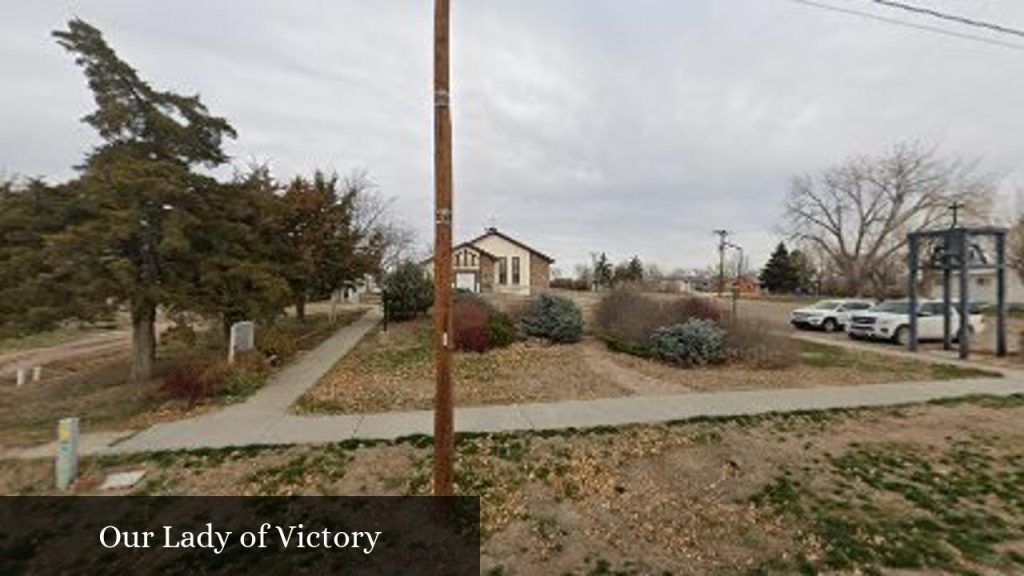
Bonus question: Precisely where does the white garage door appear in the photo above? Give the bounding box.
[455,272,477,292]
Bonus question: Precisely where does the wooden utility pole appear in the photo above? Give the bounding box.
[713,230,730,297]
[432,0,455,497]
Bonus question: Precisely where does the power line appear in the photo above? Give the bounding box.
[871,0,1024,40]
[790,0,1024,52]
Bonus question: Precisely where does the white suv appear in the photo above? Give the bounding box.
[790,299,875,333]
[846,299,984,345]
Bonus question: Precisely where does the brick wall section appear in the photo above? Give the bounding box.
[530,256,550,293]
[479,257,495,292]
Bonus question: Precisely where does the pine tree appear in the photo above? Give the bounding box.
[788,249,818,294]
[613,255,645,285]
[0,179,87,336]
[759,242,799,293]
[593,253,613,289]
[52,19,237,381]
[187,166,293,339]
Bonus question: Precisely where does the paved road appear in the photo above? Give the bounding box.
[6,304,1024,460]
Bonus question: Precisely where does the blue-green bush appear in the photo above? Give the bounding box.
[520,294,583,344]
[649,319,725,366]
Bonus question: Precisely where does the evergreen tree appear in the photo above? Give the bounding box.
[187,166,292,338]
[52,19,237,381]
[593,252,613,289]
[612,255,645,285]
[279,170,374,320]
[788,249,818,294]
[382,261,433,321]
[0,179,87,336]
[625,256,644,283]
[759,242,799,293]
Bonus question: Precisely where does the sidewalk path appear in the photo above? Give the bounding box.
[6,311,1024,460]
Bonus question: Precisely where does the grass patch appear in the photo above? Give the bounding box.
[751,438,1024,574]
[800,341,1001,380]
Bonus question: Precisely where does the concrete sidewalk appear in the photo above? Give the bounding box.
[97,376,1021,455]
[7,308,1024,460]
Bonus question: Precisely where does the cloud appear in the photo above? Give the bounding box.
[2,0,1022,271]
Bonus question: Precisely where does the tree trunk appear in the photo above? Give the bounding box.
[130,303,157,382]
[295,297,306,322]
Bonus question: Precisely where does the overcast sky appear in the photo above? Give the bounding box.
[2,1,1023,273]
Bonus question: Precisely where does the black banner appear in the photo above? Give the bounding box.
[0,496,479,575]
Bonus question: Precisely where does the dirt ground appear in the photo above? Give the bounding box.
[5,397,1022,574]
[298,317,994,414]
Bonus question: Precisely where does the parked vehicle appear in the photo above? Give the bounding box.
[846,299,985,345]
[789,299,875,333]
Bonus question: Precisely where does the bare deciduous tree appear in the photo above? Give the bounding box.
[783,143,993,296]
[345,168,416,274]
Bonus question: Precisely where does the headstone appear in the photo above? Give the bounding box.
[55,417,79,491]
[99,470,146,491]
[32,366,42,382]
[228,321,256,364]
[16,369,26,387]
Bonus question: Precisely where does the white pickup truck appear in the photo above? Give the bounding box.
[846,299,985,345]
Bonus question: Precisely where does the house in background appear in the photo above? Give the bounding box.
[926,268,1024,305]
[422,227,554,295]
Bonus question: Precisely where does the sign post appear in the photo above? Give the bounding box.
[55,417,79,491]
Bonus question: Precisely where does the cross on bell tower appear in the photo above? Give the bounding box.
[949,201,966,228]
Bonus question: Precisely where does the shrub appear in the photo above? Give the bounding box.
[257,324,298,360]
[383,262,434,321]
[649,319,726,367]
[162,364,211,405]
[453,295,493,353]
[594,288,664,343]
[202,354,270,401]
[666,295,722,324]
[551,278,591,291]
[595,288,724,345]
[452,295,520,352]
[723,318,799,369]
[487,311,520,348]
[521,294,584,343]
[603,331,654,358]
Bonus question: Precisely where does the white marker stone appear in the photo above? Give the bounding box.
[228,321,256,364]
[16,369,27,387]
[32,366,42,382]
[99,470,146,491]
[55,417,80,491]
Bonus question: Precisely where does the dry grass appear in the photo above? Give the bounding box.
[0,310,366,450]
[5,397,1023,574]
[300,317,996,414]
[604,339,997,393]
[296,318,628,414]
